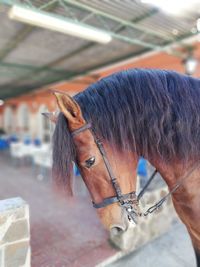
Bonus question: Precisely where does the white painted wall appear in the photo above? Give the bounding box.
[37,105,52,142]
[3,106,14,133]
[1,103,54,141]
[0,114,3,129]
[17,103,30,138]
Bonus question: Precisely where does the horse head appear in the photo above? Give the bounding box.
[52,91,139,237]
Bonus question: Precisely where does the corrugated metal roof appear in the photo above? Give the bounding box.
[0,0,199,99]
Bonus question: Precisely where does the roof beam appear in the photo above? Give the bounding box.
[45,9,159,67]
[63,0,173,41]
[0,72,76,99]
[0,61,69,74]
[0,0,59,61]
[0,25,34,61]
[33,9,159,68]
[0,8,159,86]
[2,1,170,49]
[0,1,193,100]
[1,31,197,100]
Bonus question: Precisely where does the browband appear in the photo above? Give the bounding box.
[71,123,92,137]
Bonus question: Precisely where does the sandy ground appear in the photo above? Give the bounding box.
[0,151,197,267]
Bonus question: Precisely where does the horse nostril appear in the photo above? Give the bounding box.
[110,226,125,236]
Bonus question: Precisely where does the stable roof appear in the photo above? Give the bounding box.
[0,0,199,99]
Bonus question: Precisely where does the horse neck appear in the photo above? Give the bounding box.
[150,156,200,251]
[149,156,200,225]
[149,157,194,187]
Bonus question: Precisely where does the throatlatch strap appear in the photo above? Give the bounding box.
[137,169,158,201]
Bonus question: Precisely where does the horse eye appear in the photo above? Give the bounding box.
[85,157,95,168]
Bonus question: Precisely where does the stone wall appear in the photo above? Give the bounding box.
[0,197,30,267]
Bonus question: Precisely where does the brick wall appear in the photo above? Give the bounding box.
[0,197,30,267]
[1,40,200,137]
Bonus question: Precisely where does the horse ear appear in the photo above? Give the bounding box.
[41,112,58,123]
[53,92,85,130]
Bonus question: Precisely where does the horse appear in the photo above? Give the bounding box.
[51,69,200,266]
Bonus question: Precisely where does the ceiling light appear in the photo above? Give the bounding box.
[184,56,198,75]
[197,18,200,32]
[8,5,112,44]
[141,0,199,15]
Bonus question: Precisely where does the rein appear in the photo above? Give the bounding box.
[142,161,200,216]
[72,123,200,224]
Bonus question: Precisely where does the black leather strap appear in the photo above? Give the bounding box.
[92,191,136,209]
[71,123,92,137]
[137,169,157,201]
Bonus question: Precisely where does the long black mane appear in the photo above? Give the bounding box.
[53,69,200,187]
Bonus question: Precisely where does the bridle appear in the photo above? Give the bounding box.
[72,122,200,225]
[72,122,140,224]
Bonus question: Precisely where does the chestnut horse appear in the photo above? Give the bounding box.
[52,69,200,265]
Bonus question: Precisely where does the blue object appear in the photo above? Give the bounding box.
[9,135,18,143]
[24,137,31,145]
[137,157,147,177]
[0,139,9,150]
[33,138,41,146]
[73,164,80,176]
